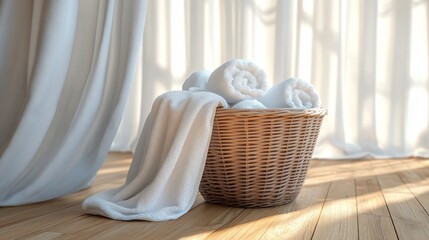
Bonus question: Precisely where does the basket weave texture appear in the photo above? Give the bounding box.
[199,107,327,208]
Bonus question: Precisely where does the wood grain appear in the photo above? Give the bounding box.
[355,170,397,239]
[312,178,358,240]
[2,154,429,240]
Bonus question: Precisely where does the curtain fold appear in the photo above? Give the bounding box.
[0,0,147,205]
[116,0,429,159]
[0,1,33,154]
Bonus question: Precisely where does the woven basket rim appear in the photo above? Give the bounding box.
[218,106,328,115]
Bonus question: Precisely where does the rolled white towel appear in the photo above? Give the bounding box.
[232,99,267,109]
[182,71,210,91]
[206,59,269,104]
[258,78,321,109]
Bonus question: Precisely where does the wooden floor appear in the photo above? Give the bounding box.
[1,153,429,240]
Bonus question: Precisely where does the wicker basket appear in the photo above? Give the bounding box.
[199,107,327,208]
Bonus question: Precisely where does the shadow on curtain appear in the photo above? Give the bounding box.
[115,0,429,159]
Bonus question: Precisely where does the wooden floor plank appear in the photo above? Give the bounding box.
[357,214,398,240]
[375,160,429,240]
[393,159,429,215]
[258,182,331,240]
[1,155,429,240]
[88,204,243,240]
[311,161,359,240]
[355,160,398,240]
[312,178,358,240]
[23,232,64,240]
[203,206,283,240]
[0,205,83,239]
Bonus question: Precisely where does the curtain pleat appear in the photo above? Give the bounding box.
[115,0,429,159]
[0,0,147,205]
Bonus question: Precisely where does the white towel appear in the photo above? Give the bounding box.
[82,91,227,221]
[206,59,269,104]
[258,78,320,109]
[232,99,267,109]
[182,71,210,91]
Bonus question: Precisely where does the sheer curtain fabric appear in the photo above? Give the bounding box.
[117,0,429,159]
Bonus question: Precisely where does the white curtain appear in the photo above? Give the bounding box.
[0,0,146,205]
[115,0,429,159]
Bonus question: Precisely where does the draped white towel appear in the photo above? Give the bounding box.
[258,78,321,109]
[82,91,227,221]
[232,99,267,109]
[206,59,269,104]
[182,70,210,91]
